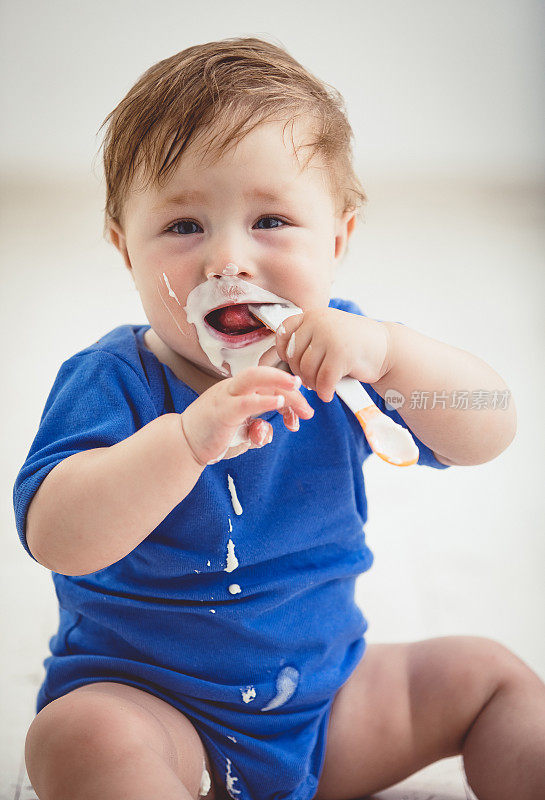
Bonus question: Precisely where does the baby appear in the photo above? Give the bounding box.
[14,37,545,800]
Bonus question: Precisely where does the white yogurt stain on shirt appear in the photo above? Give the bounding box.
[227,735,237,743]
[184,275,298,377]
[209,609,216,613]
[227,474,243,515]
[225,758,241,797]
[225,538,239,572]
[229,583,241,595]
[199,760,211,796]
[207,560,211,567]
[261,666,300,711]
[162,272,181,305]
[228,517,233,533]
[241,686,256,703]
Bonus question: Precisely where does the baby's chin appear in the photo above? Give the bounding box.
[221,345,282,371]
[206,345,285,379]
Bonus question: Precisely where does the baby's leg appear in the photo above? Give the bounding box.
[25,681,215,800]
[316,636,545,800]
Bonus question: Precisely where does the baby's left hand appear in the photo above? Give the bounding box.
[275,308,391,403]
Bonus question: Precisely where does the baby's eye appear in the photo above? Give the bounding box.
[165,217,287,234]
[254,216,286,230]
[166,220,203,235]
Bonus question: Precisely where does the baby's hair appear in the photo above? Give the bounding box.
[97,36,366,235]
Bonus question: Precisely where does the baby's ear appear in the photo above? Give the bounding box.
[334,210,357,261]
[108,221,133,274]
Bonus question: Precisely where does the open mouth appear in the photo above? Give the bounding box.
[205,303,264,335]
[203,303,274,347]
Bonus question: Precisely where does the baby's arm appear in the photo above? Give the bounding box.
[26,413,203,576]
[371,322,517,466]
[275,308,515,467]
[26,366,310,576]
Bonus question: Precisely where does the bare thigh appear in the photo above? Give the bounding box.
[25,681,216,799]
[315,635,524,799]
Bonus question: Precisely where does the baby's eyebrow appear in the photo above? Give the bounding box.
[152,186,288,212]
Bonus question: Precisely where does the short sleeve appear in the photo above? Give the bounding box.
[13,351,156,560]
[330,297,451,470]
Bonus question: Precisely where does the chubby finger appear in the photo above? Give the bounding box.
[298,343,327,393]
[218,392,286,427]
[275,313,304,361]
[277,323,314,378]
[280,406,300,432]
[222,367,314,423]
[229,365,301,396]
[315,353,344,402]
[278,386,314,419]
[248,418,273,447]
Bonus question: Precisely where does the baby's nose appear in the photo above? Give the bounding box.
[206,263,251,280]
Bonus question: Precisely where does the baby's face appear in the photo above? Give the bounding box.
[110,117,354,382]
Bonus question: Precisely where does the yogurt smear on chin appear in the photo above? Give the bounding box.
[184,276,298,377]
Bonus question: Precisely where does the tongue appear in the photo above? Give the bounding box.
[213,304,263,334]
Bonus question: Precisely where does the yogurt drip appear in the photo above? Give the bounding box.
[241,686,256,703]
[261,666,299,711]
[225,758,241,797]
[227,473,243,515]
[199,761,211,796]
[224,538,239,572]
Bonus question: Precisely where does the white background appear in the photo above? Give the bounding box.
[2,2,544,797]
[1,0,544,179]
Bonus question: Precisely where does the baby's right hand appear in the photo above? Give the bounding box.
[180,366,314,466]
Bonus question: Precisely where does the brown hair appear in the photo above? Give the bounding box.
[97,36,366,233]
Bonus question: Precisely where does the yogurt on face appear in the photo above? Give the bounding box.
[183,275,298,377]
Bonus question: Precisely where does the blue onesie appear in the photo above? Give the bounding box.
[13,297,449,800]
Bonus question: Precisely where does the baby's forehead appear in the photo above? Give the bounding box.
[176,116,323,178]
[131,118,332,208]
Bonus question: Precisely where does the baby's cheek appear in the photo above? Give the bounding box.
[279,249,332,303]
